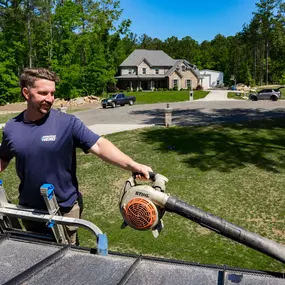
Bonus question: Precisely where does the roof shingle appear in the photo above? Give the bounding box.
[120,49,176,67]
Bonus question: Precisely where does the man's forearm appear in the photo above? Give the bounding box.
[89,137,152,178]
[89,137,138,171]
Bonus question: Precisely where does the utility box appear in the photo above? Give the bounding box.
[164,103,173,127]
[189,89,194,101]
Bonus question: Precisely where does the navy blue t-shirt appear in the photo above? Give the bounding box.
[0,109,100,209]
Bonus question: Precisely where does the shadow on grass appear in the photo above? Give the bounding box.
[140,118,285,173]
[130,107,285,126]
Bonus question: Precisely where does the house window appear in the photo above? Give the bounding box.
[128,69,132,74]
[173,79,178,88]
[182,65,186,72]
[143,68,146,74]
[186,79,192,89]
[217,80,220,86]
[155,68,159,74]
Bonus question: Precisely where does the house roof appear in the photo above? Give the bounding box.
[200,69,223,74]
[120,49,176,67]
[2,237,284,284]
[165,60,201,79]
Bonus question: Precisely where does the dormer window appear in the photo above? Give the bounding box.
[155,68,159,74]
[143,68,146,74]
[128,69,132,74]
[182,65,186,71]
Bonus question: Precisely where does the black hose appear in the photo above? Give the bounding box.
[165,196,285,263]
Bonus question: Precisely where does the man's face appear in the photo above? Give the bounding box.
[23,79,55,114]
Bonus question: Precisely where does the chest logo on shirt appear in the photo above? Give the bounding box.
[41,135,57,142]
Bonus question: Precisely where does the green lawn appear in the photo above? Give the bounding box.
[228,92,247,100]
[0,113,20,124]
[2,118,285,272]
[112,90,209,104]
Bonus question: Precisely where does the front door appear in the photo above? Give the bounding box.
[141,81,148,90]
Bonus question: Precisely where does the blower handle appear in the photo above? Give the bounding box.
[132,171,156,181]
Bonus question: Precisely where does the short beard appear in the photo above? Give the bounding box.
[38,102,52,113]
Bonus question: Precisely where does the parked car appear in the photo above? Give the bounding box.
[249,88,282,101]
[101,93,136,108]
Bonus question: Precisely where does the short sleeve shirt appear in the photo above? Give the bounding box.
[0,109,100,209]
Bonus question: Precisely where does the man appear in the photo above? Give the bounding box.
[0,68,152,244]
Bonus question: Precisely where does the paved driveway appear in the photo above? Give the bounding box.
[75,100,285,129]
[197,90,236,101]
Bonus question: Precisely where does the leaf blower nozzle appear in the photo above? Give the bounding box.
[119,172,285,263]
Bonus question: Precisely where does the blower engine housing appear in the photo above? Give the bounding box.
[119,174,169,237]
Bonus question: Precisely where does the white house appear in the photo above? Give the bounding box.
[200,69,224,89]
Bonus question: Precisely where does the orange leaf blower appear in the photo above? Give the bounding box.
[119,172,285,263]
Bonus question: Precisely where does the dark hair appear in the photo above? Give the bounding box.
[20,68,60,91]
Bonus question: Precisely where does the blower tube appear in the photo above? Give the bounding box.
[165,196,285,263]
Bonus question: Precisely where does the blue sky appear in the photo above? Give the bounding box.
[119,0,258,43]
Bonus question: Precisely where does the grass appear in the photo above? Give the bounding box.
[227,92,247,100]
[0,113,20,124]
[108,90,209,104]
[2,118,285,272]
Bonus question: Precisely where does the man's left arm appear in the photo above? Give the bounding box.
[0,130,14,172]
[89,137,152,179]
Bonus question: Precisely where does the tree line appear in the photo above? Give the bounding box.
[0,0,284,104]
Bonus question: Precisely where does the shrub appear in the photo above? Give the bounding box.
[163,88,168,91]
[107,86,119,93]
[138,88,143,92]
[173,86,178,91]
[180,88,184,91]
[195,84,203,90]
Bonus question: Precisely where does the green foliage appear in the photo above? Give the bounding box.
[279,72,285,85]
[0,62,21,105]
[1,0,285,104]
[0,0,128,102]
